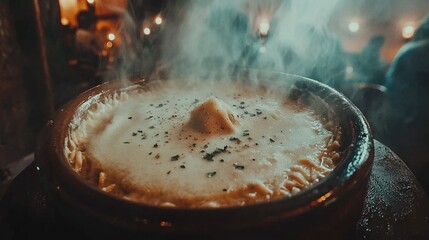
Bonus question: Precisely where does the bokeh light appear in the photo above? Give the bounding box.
[348,22,360,33]
[60,18,69,26]
[402,25,415,39]
[107,33,115,41]
[143,27,151,35]
[155,16,163,25]
[106,41,113,48]
[259,21,270,36]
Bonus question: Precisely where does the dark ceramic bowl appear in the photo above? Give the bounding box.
[35,71,374,240]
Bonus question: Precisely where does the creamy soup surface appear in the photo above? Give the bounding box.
[65,80,341,208]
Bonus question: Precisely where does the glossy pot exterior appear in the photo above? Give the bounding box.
[35,71,374,240]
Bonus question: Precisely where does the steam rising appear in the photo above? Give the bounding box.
[99,0,350,86]
[106,0,429,87]
[152,0,345,86]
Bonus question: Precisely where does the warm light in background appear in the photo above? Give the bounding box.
[402,25,415,39]
[61,17,69,26]
[58,0,79,26]
[348,21,360,33]
[259,20,270,36]
[143,27,151,35]
[107,33,115,41]
[155,16,163,25]
[106,41,113,48]
[87,0,95,5]
[94,0,127,16]
[59,0,76,8]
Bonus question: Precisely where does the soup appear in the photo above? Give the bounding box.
[64,79,341,208]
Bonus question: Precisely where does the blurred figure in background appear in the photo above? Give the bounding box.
[352,35,389,85]
[52,10,105,109]
[74,10,103,73]
[383,14,429,194]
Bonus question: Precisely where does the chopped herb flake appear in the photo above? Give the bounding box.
[270,138,275,143]
[203,146,228,161]
[171,155,180,161]
[203,153,214,161]
[207,172,217,178]
[234,164,245,170]
[229,137,242,144]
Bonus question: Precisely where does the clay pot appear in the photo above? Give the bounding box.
[35,71,374,240]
